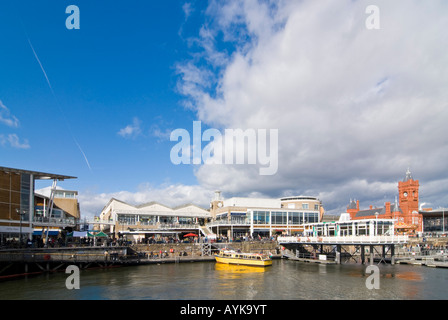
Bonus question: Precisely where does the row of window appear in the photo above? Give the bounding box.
[117,214,197,225]
[283,203,320,210]
[252,211,319,224]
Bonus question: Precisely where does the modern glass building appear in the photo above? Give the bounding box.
[209,192,324,238]
[420,208,448,235]
[0,166,77,244]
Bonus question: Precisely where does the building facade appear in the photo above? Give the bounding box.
[208,191,324,238]
[98,198,211,241]
[0,166,78,245]
[420,208,448,235]
[346,169,422,234]
[97,192,324,241]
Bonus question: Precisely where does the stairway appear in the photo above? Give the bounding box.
[199,225,214,236]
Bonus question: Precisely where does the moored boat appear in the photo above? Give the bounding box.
[215,250,272,267]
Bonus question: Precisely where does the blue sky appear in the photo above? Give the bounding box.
[1,1,448,218]
[1,1,203,190]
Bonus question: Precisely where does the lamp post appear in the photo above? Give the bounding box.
[15,208,26,248]
[443,208,445,235]
[375,212,379,237]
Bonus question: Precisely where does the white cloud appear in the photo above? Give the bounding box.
[0,133,30,149]
[182,2,194,21]
[175,0,448,213]
[77,183,214,219]
[117,117,142,139]
[60,0,448,219]
[0,100,20,128]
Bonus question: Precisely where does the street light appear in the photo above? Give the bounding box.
[443,208,445,235]
[375,212,379,237]
[15,208,26,248]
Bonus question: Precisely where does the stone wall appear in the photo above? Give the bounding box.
[131,241,280,257]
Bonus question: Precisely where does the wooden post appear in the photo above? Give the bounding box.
[391,244,395,265]
[361,245,365,264]
[336,245,341,264]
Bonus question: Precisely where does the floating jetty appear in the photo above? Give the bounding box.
[395,255,448,268]
[0,243,281,279]
[0,246,218,279]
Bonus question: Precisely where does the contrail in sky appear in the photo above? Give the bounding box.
[27,38,55,97]
[26,36,92,171]
[74,139,92,171]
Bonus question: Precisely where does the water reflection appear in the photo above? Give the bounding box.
[215,262,267,277]
[214,262,268,299]
[0,260,446,300]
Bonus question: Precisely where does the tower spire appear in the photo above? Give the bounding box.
[404,167,413,181]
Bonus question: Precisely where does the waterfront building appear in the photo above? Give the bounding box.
[346,169,422,235]
[0,166,78,244]
[420,207,448,235]
[302,217,397,238]
[208,191,323,238]
[98,192,324,241]
[33,188,81,238]
[98,198,211,242]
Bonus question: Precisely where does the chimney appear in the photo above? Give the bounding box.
[370,205,373,210]
[385,202,391,216]
[356,200,359,210]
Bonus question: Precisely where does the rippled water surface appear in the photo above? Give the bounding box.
[0,260,447,300]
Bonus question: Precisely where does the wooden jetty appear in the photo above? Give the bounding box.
[0,246,215,279]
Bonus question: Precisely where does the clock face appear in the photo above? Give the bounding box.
[403,192,408,197]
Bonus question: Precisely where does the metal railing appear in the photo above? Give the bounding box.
[207,219,250,226]
[32,217,77,227]
[0,251,126,263]
[278,235,409,244]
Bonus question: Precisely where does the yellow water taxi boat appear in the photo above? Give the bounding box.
[215,250,272,267]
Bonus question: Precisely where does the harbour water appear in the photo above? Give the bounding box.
[0,259,447,300]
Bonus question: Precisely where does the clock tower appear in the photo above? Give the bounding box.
[398,168,419,216]
[210,190,224,219]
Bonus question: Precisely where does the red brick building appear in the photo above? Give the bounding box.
[347,169,422,234]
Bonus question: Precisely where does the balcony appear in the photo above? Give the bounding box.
[32,216,77,228]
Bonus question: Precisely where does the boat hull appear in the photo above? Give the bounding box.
[215,255,272,267]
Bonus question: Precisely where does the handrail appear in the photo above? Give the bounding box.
[278,235,409,244]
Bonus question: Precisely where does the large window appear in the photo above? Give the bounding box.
[305,212,318,223]
[289,212,302,224]
[272,211,287,224]
[253,211,269,224]
[139,215,157,225]
[118,214,137,225]
[20,173,31,221]
[231,212,247,224]
[179,217,195,224]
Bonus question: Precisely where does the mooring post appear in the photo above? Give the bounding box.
[336,245,341,264]
[391,244,395,265]
[361,245,365,264]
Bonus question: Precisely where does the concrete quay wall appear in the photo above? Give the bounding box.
[130,241,280,257]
